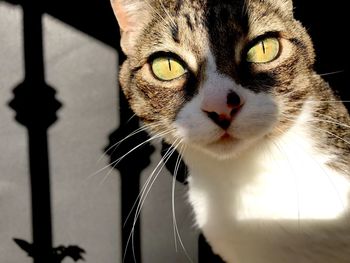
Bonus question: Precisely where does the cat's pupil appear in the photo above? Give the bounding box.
[168,59,172,71]
[261,41,266,54]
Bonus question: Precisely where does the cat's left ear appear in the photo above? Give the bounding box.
[110,0,151,55]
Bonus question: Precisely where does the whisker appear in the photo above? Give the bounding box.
[305,101,350,103]
[123,139,182,263]
[172,144,183,252]
[312,117,350,130]
[99,129,176,188]
[171,144,194,262]
[124,149,171,263]
[283,114,350,149]
[284,100,350,104]
[314,127,350,146]
[159,0,177,28]
[96,125,149,164]
[312,112,350,129]
[319,70,344,77]
[97,122,164,164]
[123,141,176,262]
[130,141,181,262]
[281,114,350,146]
[144,0,170,27]
[91,129,175,182]
[123,136,177,227]
[123,136,180,227]
[282,112,350,131]
[133,139,182,230]
[126,113,137,124]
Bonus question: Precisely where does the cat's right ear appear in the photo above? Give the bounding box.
[110,0,150,56]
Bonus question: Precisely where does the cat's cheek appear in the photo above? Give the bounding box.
[233,105,279,139]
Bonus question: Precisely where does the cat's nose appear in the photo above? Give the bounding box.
[201,90,243,130]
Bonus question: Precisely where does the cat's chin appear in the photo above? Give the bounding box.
[187,136,258,160]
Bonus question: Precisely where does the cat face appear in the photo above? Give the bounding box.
[112,0,316,159]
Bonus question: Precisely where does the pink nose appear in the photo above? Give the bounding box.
[201,90,243,130]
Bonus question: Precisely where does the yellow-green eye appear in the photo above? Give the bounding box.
[246,38,280,63]
[151,57,187,81]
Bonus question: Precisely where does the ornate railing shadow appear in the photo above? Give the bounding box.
[8,1,61,262]
[4,0,349,262]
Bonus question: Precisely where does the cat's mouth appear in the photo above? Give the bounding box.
[196,132,244,159]
[217,132,237,143]
[207,132,239,147]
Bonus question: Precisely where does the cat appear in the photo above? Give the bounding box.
[110,0,350,262]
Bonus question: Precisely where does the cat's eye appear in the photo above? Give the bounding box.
[246,38,280,63]
[151,57,187,81]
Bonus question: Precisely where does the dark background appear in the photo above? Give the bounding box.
[293,0,349,101]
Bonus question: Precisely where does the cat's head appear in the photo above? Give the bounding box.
[111,0,315,159]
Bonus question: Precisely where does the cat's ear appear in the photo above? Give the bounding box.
[110,0,151,55]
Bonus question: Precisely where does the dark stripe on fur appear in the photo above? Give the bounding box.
[171,24,180,43]
[184,13,194,31]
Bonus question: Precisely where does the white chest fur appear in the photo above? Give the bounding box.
[183,110,350,263]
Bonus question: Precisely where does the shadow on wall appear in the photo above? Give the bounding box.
[3,0,349,262]
[4,0,136,262]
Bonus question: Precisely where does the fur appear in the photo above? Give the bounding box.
[111,0,350,261]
